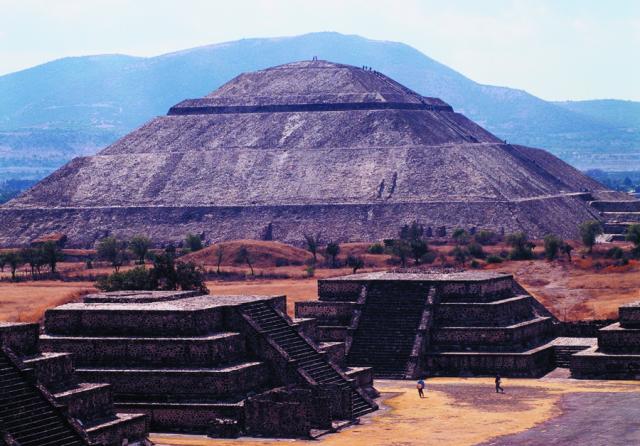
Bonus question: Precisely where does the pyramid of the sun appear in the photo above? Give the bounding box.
[0,60,619,247]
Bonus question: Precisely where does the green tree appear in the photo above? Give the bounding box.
[20,247,40,277]
[452,228,470,245]
[41,241,63,274]
[626,224,640,257]
[185,233,203,252]
[175,261,209,293]
[215,245,225,274]
[236,245,254,276]
[0,253,6,272]
[303,233,321,263]
[97,237,128,272]
[152,251,178,290]
[543,234,563,261]
[96,266,157,292]
[400,221,424,241]
[468,242,485,259]
[346,255,364,274]
[4,251,21,280]
[562,243,574,262]
[392,239,411,268]
[130,235,152,264]
[506,232,535,260]
[579,220,603,253]
[451,246,469,266]
[474,229,498,246]
[410,239,429,265]
[325,242,340,268]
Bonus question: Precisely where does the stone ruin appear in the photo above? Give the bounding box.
[571,301,640,378]
[1,322,149,446]
[295,271,559,378]
[5,272,640,443]
[33,290,377,438]
[1,59,635,248]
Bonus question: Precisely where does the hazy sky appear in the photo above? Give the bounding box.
[1,0,638,101]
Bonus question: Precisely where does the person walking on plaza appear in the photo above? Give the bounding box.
[495,373,504,393]
[417,378,426,398]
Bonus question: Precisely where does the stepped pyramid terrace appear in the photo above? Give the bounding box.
[296,271,560,378]
[0,59,636,248]
[5,271,640,443]
[0,322,149,446]
[571,301,640,378]
[37,290,377,438]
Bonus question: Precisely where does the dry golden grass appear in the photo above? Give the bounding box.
[182,239,318,268]
[0,281,95,322]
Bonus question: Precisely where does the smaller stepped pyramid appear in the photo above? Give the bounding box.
[571,301,640,379]
[295,271,558,378]
[588,200,640,241]
[0,322,149,446]
[41,291,377,438]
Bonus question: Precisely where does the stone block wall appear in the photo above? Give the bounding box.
[0,323,39,356]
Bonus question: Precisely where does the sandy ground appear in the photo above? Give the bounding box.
[151,377,640,446]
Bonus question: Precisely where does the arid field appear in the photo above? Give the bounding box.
[1,239,639,322]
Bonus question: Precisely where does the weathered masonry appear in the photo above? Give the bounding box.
[296,271,559,378]
[571,301,640,379]
[1,59,634,247]
[39,291,377,438]
[0,322,149,446]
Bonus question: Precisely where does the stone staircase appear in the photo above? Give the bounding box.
[347,285,430,379]
[240,301,376,418]
[0,349,86,446]
[554,345,587,368]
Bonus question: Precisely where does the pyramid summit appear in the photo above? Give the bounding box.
[0,59,624,247]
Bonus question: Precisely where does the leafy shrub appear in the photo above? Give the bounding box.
[474,230,499,245]
[543,234,563,260]
[486,255,503,264]
[468,242,485,259]
[304,265,315,277]
[96,266,156,292]
[606,246,625,259]
[367,243,385,254]
[420,251,438,264]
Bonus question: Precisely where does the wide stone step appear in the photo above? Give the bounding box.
[54,382,115,424]
[22,352,76,392]
[114,400,243,433]
[425,344,556,377]
[40,332,245,367]
[432,317,554,351]
[75,361,270,399]
[44,305,225,337]
[85,413,148,446]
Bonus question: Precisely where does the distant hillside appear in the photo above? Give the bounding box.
[555,99,640,130]
[0,32,638,181]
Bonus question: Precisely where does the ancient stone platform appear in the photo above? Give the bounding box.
[0,59,631,247]
[40,290,377,437]
[571,301,640,379]
[295,271,558,378]
[0,322,149,446]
